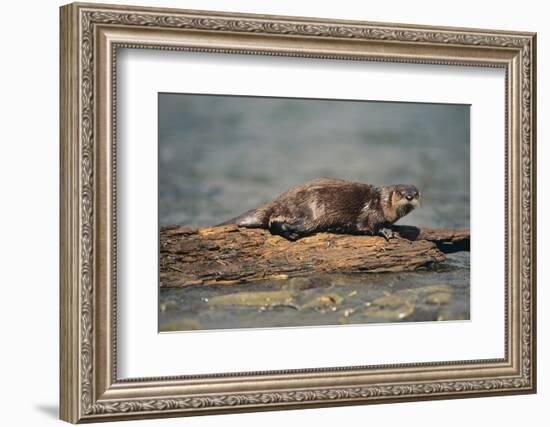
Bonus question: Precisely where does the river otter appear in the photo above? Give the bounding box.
[217,178,420,241]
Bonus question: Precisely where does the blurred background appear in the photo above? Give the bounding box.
[159,94,469,230]
[158,94,470,331]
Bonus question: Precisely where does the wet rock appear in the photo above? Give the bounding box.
[425,292,451,305]
[436,308,469,321]
[160,318,203,331]
[320,293,344,305]
[363,294,415,321]
[160,299,179,312]
[270,304,299,311]
[406,285,452,294]
[395,285,453,305]
[371,294,408,308]
[208,290,296,307]
[301,292,344,310]
[342,308,355,317]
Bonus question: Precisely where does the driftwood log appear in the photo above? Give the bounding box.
[160,225,469,288]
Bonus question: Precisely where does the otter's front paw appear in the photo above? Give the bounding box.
[269,220,306,241]
[378,227,394,241]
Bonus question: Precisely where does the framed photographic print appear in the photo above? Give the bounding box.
[60,2,536,423]
[157,95,471,332]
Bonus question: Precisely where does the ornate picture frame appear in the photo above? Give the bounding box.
[60,2,536,423]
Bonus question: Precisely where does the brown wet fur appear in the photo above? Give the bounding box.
[218,178,420,240]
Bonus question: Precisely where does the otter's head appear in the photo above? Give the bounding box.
[381,184,421,223]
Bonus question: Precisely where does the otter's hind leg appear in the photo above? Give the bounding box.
[269,219,309,241]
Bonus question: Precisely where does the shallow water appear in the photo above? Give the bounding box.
[160,253,469,331]
[158,94,470,331]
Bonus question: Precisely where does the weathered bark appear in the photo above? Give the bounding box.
[389,225,470,253]
[160,225,469,288]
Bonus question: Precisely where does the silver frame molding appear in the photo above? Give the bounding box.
[60,2,536,423]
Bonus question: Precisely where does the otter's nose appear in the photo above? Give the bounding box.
[405,194,414,201]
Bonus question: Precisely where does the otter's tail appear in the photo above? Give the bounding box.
[215,208,263,228]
